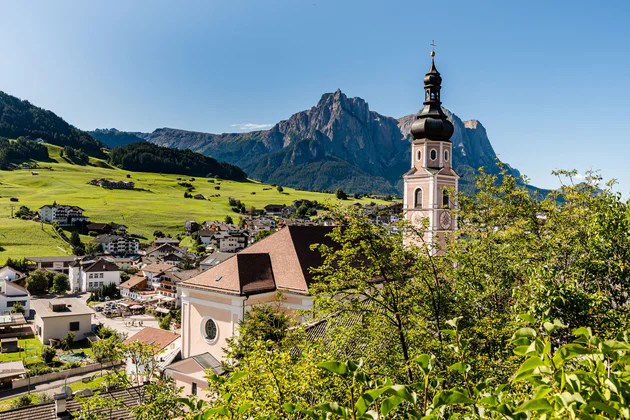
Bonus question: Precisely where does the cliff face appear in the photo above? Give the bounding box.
[140,90,516,195]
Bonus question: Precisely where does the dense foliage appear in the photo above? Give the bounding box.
[183,167,630,419]
[90,128,145,148]
[0,136,49,169]
[0,92,103,156]
[108,142,247,180]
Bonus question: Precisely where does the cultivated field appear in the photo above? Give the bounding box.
[0,144,385,261]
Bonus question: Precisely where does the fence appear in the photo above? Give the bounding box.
[12,360,120,389]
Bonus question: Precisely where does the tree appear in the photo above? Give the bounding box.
[310,203,452,383]
[5,257,28,272]
[10,301,25,314]
[74,392,124,420]
[85,242,103,256]
[129,377,185,420]
[276,185,284,193]
[62,331,75,350]
[335,188,347,200]
[296,203,309,218]
[226,301,291,361]
[159,313,172,331]
[41,345,56,364]
[224,215,233,224]
[51,273,70,293]
[25,270,49,295]
[254,229,273,242]
[153,230,165,238]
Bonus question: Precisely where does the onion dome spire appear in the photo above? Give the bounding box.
[410,41,454,142]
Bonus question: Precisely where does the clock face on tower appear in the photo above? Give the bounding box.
[439,211,452,230]
[411,211,425,226]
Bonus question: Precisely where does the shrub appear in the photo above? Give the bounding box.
[11,394,33,408]
[41,345,56,364]
[27,364,53,377]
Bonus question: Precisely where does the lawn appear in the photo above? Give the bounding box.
[0,143,389,262]
[0,375,110,411]
[0,337,94,364]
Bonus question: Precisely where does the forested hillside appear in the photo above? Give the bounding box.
[0,91,103,156]
[90,128,145,148]
[108,142,247,180]
[0,136,49,169]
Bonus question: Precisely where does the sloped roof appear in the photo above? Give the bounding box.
[119,275,147,290]
[0,386,145,420]
[124,326,180,351]
[181,226,335,296]
[82,258,119,273]
[141,263,176,273]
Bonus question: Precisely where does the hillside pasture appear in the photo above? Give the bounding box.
[0,143,386,261]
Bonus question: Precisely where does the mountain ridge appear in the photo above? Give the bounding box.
[94,90,522,195]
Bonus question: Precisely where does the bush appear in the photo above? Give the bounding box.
[159,313,172,331]
[10,301,25,314]
[11,394,33,408]
[27,364,53,377]
[41,345,56,364]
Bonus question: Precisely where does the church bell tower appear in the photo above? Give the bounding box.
[403,43,458,245]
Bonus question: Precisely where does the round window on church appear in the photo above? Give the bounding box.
[444,150,449,162]
[201,317,218,343]
[416,150,422,161]
[430,149,437,161]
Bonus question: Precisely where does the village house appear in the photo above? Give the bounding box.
[264,204,285,217]
[32,298,93,345]
[39,204,88,226]
[184,220,200,235]
[0,278,31,317]
[123,326,181,378]
[0,266,25,282]
[86,223,128,235]
[92,234,139,256]
[25,256,77,275]
[68,257,120,292]
[140,263,179,289]
[119,275,149,300]
[88,179,135,189]
[152,237,180,247]
[199,230,248,252]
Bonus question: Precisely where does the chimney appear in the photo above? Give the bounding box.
[54,393,67,415]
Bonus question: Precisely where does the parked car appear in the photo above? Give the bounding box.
[95,306,103,312]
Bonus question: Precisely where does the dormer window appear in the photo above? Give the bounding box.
[430,149,437,161]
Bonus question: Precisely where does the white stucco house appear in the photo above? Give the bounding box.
[0,278,31,317]
[39,204,88,226]
[0,266,24,282]
[69,257,120,292]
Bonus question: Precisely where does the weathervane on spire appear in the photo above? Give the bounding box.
[430,40,436,57]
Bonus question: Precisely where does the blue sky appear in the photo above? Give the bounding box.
[0,0,628,191]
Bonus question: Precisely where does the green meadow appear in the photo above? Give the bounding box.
[0,143,385,261]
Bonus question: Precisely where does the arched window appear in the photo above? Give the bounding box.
[430,149,437,161]
[414,188,423,209]
[444,150,449,162]
[416,150,422,161]
[430,92,435,99]
[442,189,449,208]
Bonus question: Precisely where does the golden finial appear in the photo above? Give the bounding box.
[430,40,436,57]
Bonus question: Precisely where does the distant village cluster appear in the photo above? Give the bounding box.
[0,194,405,417]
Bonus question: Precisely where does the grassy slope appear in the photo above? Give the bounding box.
[0,144,386,261]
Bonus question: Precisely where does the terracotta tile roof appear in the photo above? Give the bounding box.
[119,275,147,290]
[124,326,180,351]
[141,263,176,273]
[181,226,335,296]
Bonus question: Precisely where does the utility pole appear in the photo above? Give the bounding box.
[9,204,14,219]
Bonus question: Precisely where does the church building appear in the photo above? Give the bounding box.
[403,48,458,245]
